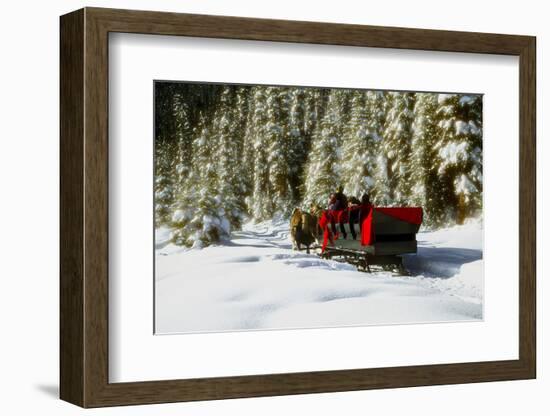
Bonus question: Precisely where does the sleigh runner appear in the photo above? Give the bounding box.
[318,206,423,272]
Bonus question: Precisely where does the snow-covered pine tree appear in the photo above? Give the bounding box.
[212,86,247,229]
[337,89,354,137]
[249,87,273,221]
[410,93,443,226]
[265,87,292,218]
[241,87,258,210]
[234,86,251,160]
[372,92,394,205]
[381,92,416,205]
[168,112,227,247]
[154,139,177,227]
[303,88,325,137]
[154,85,180,226]
[286,87,310,205]
[333,89,352,182]
[233,86,252,213]
[435,93,483,224]
[341,90,373,199]
[186,116,231,248]
[171,92,194,203]
[170,114,203,245]
[340,90,384,201]
[303,90,343,208]
[363,91,385,203]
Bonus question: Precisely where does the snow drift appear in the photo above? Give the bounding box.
[155,219,483,334]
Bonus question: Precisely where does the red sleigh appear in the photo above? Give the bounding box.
[318,205,423,272]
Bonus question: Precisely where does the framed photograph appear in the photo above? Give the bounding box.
[60,7,536,408]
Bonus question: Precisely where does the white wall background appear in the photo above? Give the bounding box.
[0,0,545,414]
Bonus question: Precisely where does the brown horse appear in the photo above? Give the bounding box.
[309,204,324,242]
[289,208,318,254]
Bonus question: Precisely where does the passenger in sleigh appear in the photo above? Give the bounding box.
[341,193,373,240]
[327,186,349,239]
[327,193,338,211]
[347,196,361,239]
[359,193,373,229]
[334,185,348,210]
[327,193,341,237]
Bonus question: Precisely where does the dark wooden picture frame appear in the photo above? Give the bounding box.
[60,7,536,408]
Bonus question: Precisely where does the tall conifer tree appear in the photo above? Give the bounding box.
[249,87,272,221]
[265,87,292,217]
[303,90,343,207]
[382,92,416,205]
[435,94,483,223]
[410,93,443,226]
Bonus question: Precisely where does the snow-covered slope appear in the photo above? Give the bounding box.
[155,219,483,334]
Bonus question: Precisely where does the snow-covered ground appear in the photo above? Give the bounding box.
[155,219,483,334]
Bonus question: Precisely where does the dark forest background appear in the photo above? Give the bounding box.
[155,82,482,248]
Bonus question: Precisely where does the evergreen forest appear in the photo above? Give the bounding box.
[155,82,482,248]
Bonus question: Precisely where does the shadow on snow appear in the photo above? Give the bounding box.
[404,247,482,278]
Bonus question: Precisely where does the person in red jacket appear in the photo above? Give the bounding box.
[360,193,373,223]
[359,193,374,245]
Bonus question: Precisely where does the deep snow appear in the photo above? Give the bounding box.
[155,219,483,334]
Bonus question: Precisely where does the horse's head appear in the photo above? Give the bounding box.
[290,207,303,231]
[310,204,323,218]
